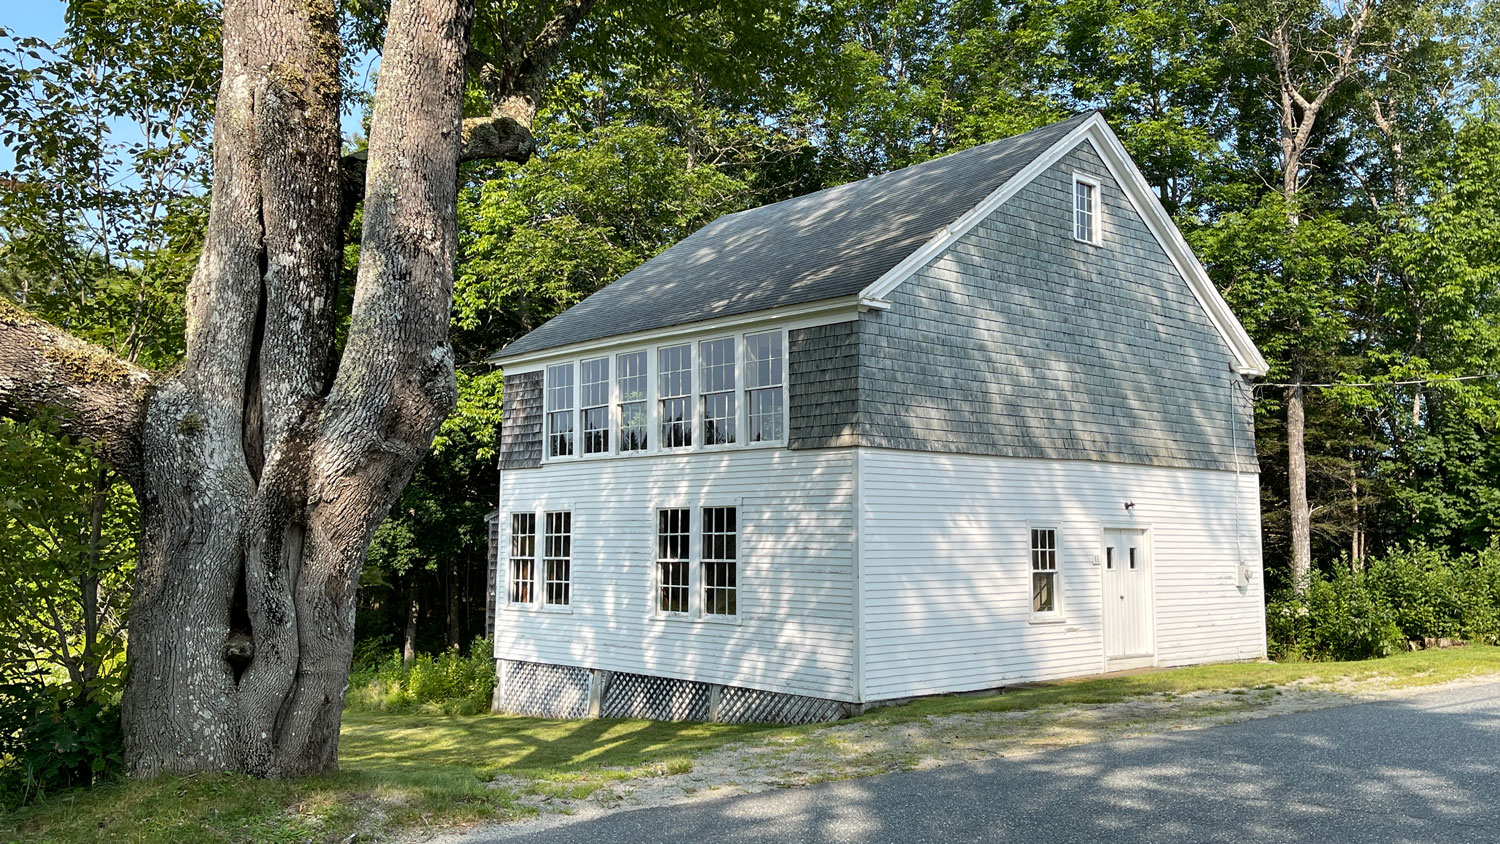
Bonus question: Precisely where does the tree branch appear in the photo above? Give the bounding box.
[339,115,536,229]
[0,299,152,479]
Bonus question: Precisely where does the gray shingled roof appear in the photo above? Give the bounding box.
[494,112,1095,360]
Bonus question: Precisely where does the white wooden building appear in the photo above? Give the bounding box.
[487,112,1269,723]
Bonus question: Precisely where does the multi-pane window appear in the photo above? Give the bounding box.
[617,351,648,452]
[508,513,536,604]
[700,338,736,445]
[659,344,692,448]
[657,508,690,613]
[581,357,610,455]
[1074,178,1097,244]
[540,329,787,460]
[744,331,784,443]
[1031,528,1058,614]
[546,363,574,457]
[702,507,737,616]
[543,511,571,606]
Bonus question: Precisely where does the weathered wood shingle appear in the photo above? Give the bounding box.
[855,143,1257,472]
[788,322,860,448]
[499,370,543,470]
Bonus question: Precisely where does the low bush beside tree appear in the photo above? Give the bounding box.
[1268,545,1500,661]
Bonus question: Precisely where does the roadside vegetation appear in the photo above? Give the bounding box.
[1268,544,1500,661]
[6,646,1500,844]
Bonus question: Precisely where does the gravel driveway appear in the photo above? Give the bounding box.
[452,678,1500,843]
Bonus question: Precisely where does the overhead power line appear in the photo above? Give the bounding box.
[1254,373,1500,390]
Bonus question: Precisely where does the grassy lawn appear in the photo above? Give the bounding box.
[6,646,1500,844]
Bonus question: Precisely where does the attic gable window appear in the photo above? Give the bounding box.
[1073,174,1100,245]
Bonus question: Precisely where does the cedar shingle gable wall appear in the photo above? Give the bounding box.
[853,142,1257,472]
[499,370,543,469]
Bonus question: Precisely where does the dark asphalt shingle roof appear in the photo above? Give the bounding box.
[495,112,1095,360]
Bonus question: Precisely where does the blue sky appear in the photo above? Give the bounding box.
[0,2,376,173]
[1,3,66,41]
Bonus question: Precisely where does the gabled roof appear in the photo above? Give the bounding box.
[493,112,1096,359]
[492,112,1268,376]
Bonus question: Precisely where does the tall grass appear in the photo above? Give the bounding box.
[346,637,496,716]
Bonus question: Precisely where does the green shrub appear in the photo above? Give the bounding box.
[0,676,123,808]
[345,637,496,716]
[1268,569,1405,661]
[1268,543,1500,661]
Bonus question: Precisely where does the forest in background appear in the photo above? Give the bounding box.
[4,0,1500,695]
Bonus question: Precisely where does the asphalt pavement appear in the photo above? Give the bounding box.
[463,679,1500,843]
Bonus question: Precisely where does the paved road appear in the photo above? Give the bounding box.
[473,680,1500,843]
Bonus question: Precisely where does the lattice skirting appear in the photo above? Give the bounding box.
[716,685,847,725]
[494,659,850,724]
[600,670,711,721]
[497,660,591,718]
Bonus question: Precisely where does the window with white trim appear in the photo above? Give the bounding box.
[546,363,574,457]
[702,506,737,616]
[538,329,787,461]
[1073,176,1099,244]
[657,508,690,613]
[744,330,784,442]
[700,338,736,445]
[543,511,571,606]
[1031,528,1058,614]
[508,513,536,604]
[659,344,692,448]
[580,357,610,455]
[617,350,648,452]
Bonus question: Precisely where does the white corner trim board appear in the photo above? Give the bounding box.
[857,113,1270,378]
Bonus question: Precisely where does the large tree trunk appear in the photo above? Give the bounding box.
[0,0,578,782]
[116,0,473,778]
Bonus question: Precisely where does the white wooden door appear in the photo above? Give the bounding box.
[1102,529,1153,659]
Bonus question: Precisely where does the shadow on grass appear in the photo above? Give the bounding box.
[339,709,788,782]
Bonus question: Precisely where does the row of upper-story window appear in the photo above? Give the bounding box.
[506,506,740,619]
[541,329,787,461]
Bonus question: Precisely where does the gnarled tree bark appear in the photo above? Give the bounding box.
[0,0,605,780]
[0,0,467,777]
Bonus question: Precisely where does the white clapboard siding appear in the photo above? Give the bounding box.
[858,449,1265,702]
[497,448,858,701]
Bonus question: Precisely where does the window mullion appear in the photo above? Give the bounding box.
[647,347,657,455]
[690,507,700,617]
[735,335,746,447]
[689,342,699,453]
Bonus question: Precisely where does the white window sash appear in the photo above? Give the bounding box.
[539,328,789,462]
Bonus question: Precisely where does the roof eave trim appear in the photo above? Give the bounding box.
[857,113,1270,378]
[488,295,865,369]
